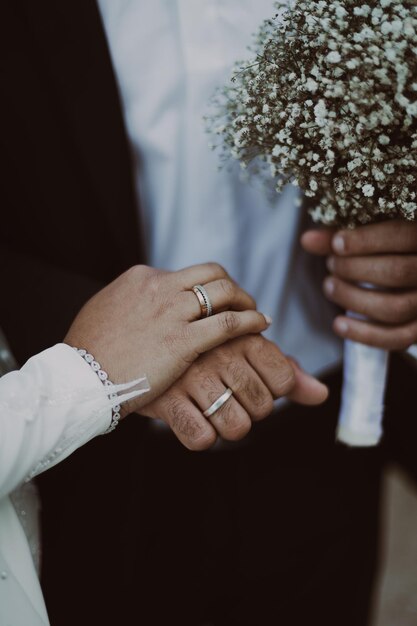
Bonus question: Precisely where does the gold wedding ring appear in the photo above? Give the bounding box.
[192,284,213,318]
[203,388,233,418]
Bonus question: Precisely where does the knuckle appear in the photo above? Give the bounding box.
[252,394,274,420]
[216,402,251,440]
[246,382,272,412]
[226,363,273,418]
[219,278,236,299]
[226,361,246,389]
[205,262,227,279]
[203,345,232,369]
[166,394,205,440]
[199,372,223,394]
[127,263,146,277]
[156,296,174,318]
[247,333,266,352]
[124,264,147,289]
[253,336,285,365]
[219,311,240,335]
[271,363,296,397]
[140,266,163,300]
[163,327,196,364]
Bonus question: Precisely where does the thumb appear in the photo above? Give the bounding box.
[286,357,329,405]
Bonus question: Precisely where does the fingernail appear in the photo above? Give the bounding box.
[263,314,273,325]
[335,318,349,335]
[332,234,345,254]
[323,277,335,296]
[326,256,335,272]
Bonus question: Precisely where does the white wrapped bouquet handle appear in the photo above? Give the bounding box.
[334,276,417,445]
[336,283,390,447]
[336,334,389,446]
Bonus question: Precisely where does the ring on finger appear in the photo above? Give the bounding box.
[192,284,213,318]
[203,387,233,418]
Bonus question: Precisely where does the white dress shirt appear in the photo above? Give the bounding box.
[97,0,343,376]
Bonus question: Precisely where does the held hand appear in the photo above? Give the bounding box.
[64,263,270,415]
[141,335,329,450]
[301,220,417,350]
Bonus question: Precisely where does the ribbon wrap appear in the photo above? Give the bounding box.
[336,336,389,446]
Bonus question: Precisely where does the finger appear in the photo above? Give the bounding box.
[330,220,417,257]
[190,311,271,355]
[323,276,417,325]
[220,357,274,422]
[182,279,257,321]
[285,357,329,405]
[189,375,252,441]
[243,335,328,405]
[176,262,230,289]
[243,335,296,398]
[301,228,336,256]
[327,255,417,289]
[333,315,417,351]
[156,390,217,451]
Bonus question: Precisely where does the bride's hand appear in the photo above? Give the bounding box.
[64,263,271,414]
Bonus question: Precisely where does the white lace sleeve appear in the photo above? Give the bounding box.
[0,344,149,498]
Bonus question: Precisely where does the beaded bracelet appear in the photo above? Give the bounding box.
[72,348,121,434]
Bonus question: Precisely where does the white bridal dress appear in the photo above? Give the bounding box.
[0,343,148,626]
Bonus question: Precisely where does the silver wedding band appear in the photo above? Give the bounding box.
[192,284,213,318]
[203,387,233,418]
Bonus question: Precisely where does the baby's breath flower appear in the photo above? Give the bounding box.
[362,184,375,197]
[326,50,342,63]
[209,0,417,227]
[378,134,391,145]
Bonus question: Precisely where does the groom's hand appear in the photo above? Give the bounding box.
[301,220,417,350]
[140,335,328,450]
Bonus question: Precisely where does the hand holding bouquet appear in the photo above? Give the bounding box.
[210,0,417,445]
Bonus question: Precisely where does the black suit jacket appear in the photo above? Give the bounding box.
[1,3,149,623]
[0,1,146,362]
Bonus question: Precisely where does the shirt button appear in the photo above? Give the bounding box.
[1,571,8,580]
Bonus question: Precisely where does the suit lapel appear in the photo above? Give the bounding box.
[20,1,146,270]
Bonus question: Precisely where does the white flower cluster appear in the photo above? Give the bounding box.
[210,0,417,226]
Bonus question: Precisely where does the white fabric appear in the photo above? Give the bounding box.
[0,344,148,626]
[0,345,111,499]
[337,340,389,446]
[97,0,343,377]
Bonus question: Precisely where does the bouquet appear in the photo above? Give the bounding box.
[210,0,417,445]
